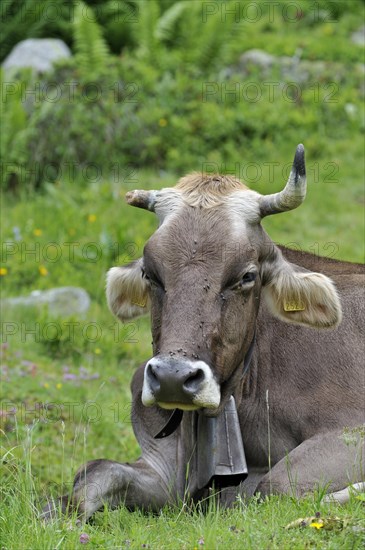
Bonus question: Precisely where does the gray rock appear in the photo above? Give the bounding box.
[234,49,356,85]
[2,39,71,73]
[351,25,365,46]
[279,57,327,85]
[238,49,275,75]
[3,287,91,317]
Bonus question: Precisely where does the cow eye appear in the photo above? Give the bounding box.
[141,267,150,282]
[142,269,152,283]
[230,271,257,291]
[142,267,164,290]
[241,271,257,284]
[226,271,257,292]
[224,270,257,292]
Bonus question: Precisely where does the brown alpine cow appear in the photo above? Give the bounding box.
[43,145,364,520]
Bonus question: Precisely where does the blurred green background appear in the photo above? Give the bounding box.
[1,1,365,547]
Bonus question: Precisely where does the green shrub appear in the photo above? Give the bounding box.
[1,0,364,190]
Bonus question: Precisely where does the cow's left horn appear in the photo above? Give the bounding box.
[125,190,157,211]
[259,144,306,217]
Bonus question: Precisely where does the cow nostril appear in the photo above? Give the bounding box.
[183,369,205,393]
[146,363,160,392]
[149,364,158,376]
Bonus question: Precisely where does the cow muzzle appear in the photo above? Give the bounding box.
[142,356,221,410]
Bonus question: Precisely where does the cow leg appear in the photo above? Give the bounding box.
[41,458,172,521]
[255,428,364,498]
[69,457,172,520]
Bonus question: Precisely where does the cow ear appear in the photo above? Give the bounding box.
[106,259,150,321]
[262,253,342,329]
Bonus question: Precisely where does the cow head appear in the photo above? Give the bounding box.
[107,145,341,415]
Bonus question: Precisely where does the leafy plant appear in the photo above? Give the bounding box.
[0,68,29,189]
[73,0,110,81]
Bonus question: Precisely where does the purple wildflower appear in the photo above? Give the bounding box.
[300,520,307,527]
[63,373,78,381]
[78,367,89,380]
[79,533,90,544]
[0,406,16,418]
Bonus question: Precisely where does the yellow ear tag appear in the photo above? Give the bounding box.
[284,300,306,312]
[132,296,147,308]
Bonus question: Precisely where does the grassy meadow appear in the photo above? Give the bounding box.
[1,0,365,548]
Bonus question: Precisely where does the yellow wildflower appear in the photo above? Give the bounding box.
[309,521,324,529]
[0,267,8,276]
[56,383,62,390]
[33,228,42,236]
[88,214,97,223]
[43,382,49,389]
[95,348,102,355]
[159,118,167,127]
[39,265,48,276]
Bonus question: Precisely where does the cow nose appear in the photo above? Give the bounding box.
[144,357,207,405]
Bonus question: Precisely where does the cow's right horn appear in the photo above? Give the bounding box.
[259,144,306,218]
[125,190,158,212]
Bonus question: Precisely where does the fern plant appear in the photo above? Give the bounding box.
[0,68,29,189]
[155,1,189,42]
[170,0,239,72]
[130,0,238,73]
[73,1,110,81]
[131,0,162,65]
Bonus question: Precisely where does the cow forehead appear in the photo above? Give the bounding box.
[143,174,264,275]
[144,204,260,277]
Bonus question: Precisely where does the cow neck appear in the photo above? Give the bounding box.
[154,332,256,439]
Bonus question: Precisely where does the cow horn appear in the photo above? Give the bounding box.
[125,190,157,211]
[259,144,306,217]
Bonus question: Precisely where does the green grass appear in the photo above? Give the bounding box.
[1,423,365,550]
